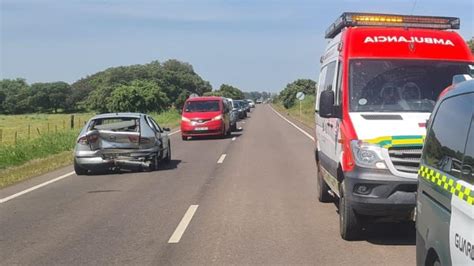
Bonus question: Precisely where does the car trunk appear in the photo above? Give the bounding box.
[88,118,141,151]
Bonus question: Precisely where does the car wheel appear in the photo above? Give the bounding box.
[164,141,171,164]
[182,135,187,141]
[74,159,88,175]
[231,123,237,131]
[317,163,332,203]
[339,191,362,241]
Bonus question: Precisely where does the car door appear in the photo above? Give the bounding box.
[147,116,168,155]
[449,93,474,266]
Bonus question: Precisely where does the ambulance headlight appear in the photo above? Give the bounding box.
[350,140,386,169]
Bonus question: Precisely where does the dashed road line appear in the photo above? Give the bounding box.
[0,171,75,204]
[217,154,227,164]
[269,106,315,142]
[232,137,236,141]
[168,205,199,243]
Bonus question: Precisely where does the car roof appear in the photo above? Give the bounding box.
[443,79,474,99]
[186,96,222,102]
[91,113,143,119]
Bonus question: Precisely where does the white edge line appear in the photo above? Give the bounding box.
[0,171,75,204]
[217,154,227,164]
[168,205,199,243]
[169,130,181,136]
[269,106,315,142]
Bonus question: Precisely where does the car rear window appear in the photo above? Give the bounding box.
[184,100,220,112]
[90,117,140,132]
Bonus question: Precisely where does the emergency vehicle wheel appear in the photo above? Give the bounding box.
[339,193,362,241]
[317,163,332,202]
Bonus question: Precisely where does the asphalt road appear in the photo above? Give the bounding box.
[0,105,415,265]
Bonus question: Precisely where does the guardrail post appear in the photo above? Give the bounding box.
[70,115,74,129]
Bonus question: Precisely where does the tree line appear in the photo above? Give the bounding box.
[278,79,317,108]
[0,59,261,115]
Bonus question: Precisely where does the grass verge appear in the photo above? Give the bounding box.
[272,95,315,129]
[0,110,181,189]
[0,151,73,188]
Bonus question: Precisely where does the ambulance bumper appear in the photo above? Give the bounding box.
[343,167,417,218]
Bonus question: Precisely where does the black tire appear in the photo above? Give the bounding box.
[231,123,237,131]
[182,135,187,141]
[226,126,232,136]
[339,192,362,241]
[151,153,160,171]
[74,159,88,175]
[317,163,332,203]
[164,141,171,164]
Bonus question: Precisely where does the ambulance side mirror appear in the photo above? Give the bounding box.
[319,90,337,118]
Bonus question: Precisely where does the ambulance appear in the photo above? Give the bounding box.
[314,12,473,240]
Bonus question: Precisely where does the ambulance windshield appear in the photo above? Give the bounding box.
[349,60,471,112]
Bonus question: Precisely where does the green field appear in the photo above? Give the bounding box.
[273,95,315,128]
[0,113,94,145]
[0,110,181,188]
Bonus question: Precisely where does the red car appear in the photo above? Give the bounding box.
[181,96,231,140]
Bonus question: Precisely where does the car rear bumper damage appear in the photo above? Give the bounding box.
[75,156,152,170]
[74,148,161,170]
[343,167,417,218]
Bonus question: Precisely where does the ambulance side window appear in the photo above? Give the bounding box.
[335,61,343,105]
[324,61,337,92]
[316,67,328,112]
[423,95,472,178]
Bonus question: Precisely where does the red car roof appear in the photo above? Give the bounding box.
[186,96,222,102]
[343,27,473,62]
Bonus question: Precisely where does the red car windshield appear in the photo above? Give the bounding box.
[184,100,220,112]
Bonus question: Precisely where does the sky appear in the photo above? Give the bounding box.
[1,0,473,92]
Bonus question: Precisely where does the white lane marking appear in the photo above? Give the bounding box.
[232,137,236,141]
[169,130,181,136]
[0,171,75,204]
[168,205,199,243]
[269,106,315,142]
[217,154,227,164]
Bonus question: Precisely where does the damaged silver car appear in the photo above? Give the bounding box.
[74,113,171,175]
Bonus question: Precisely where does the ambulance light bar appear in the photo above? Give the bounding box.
[325,12,460,39]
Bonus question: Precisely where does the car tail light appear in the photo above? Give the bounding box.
[128,135,139,143]
[87,134,99,143]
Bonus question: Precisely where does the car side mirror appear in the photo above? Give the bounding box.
[319,90,338,118]
[163,127,170,131]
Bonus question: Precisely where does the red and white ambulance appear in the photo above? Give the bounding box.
[314,12,473,240]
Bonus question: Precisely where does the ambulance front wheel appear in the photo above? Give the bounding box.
[339,192,362,241]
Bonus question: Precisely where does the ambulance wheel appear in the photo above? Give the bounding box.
[317,163,332,202]
[339,192,362,241]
